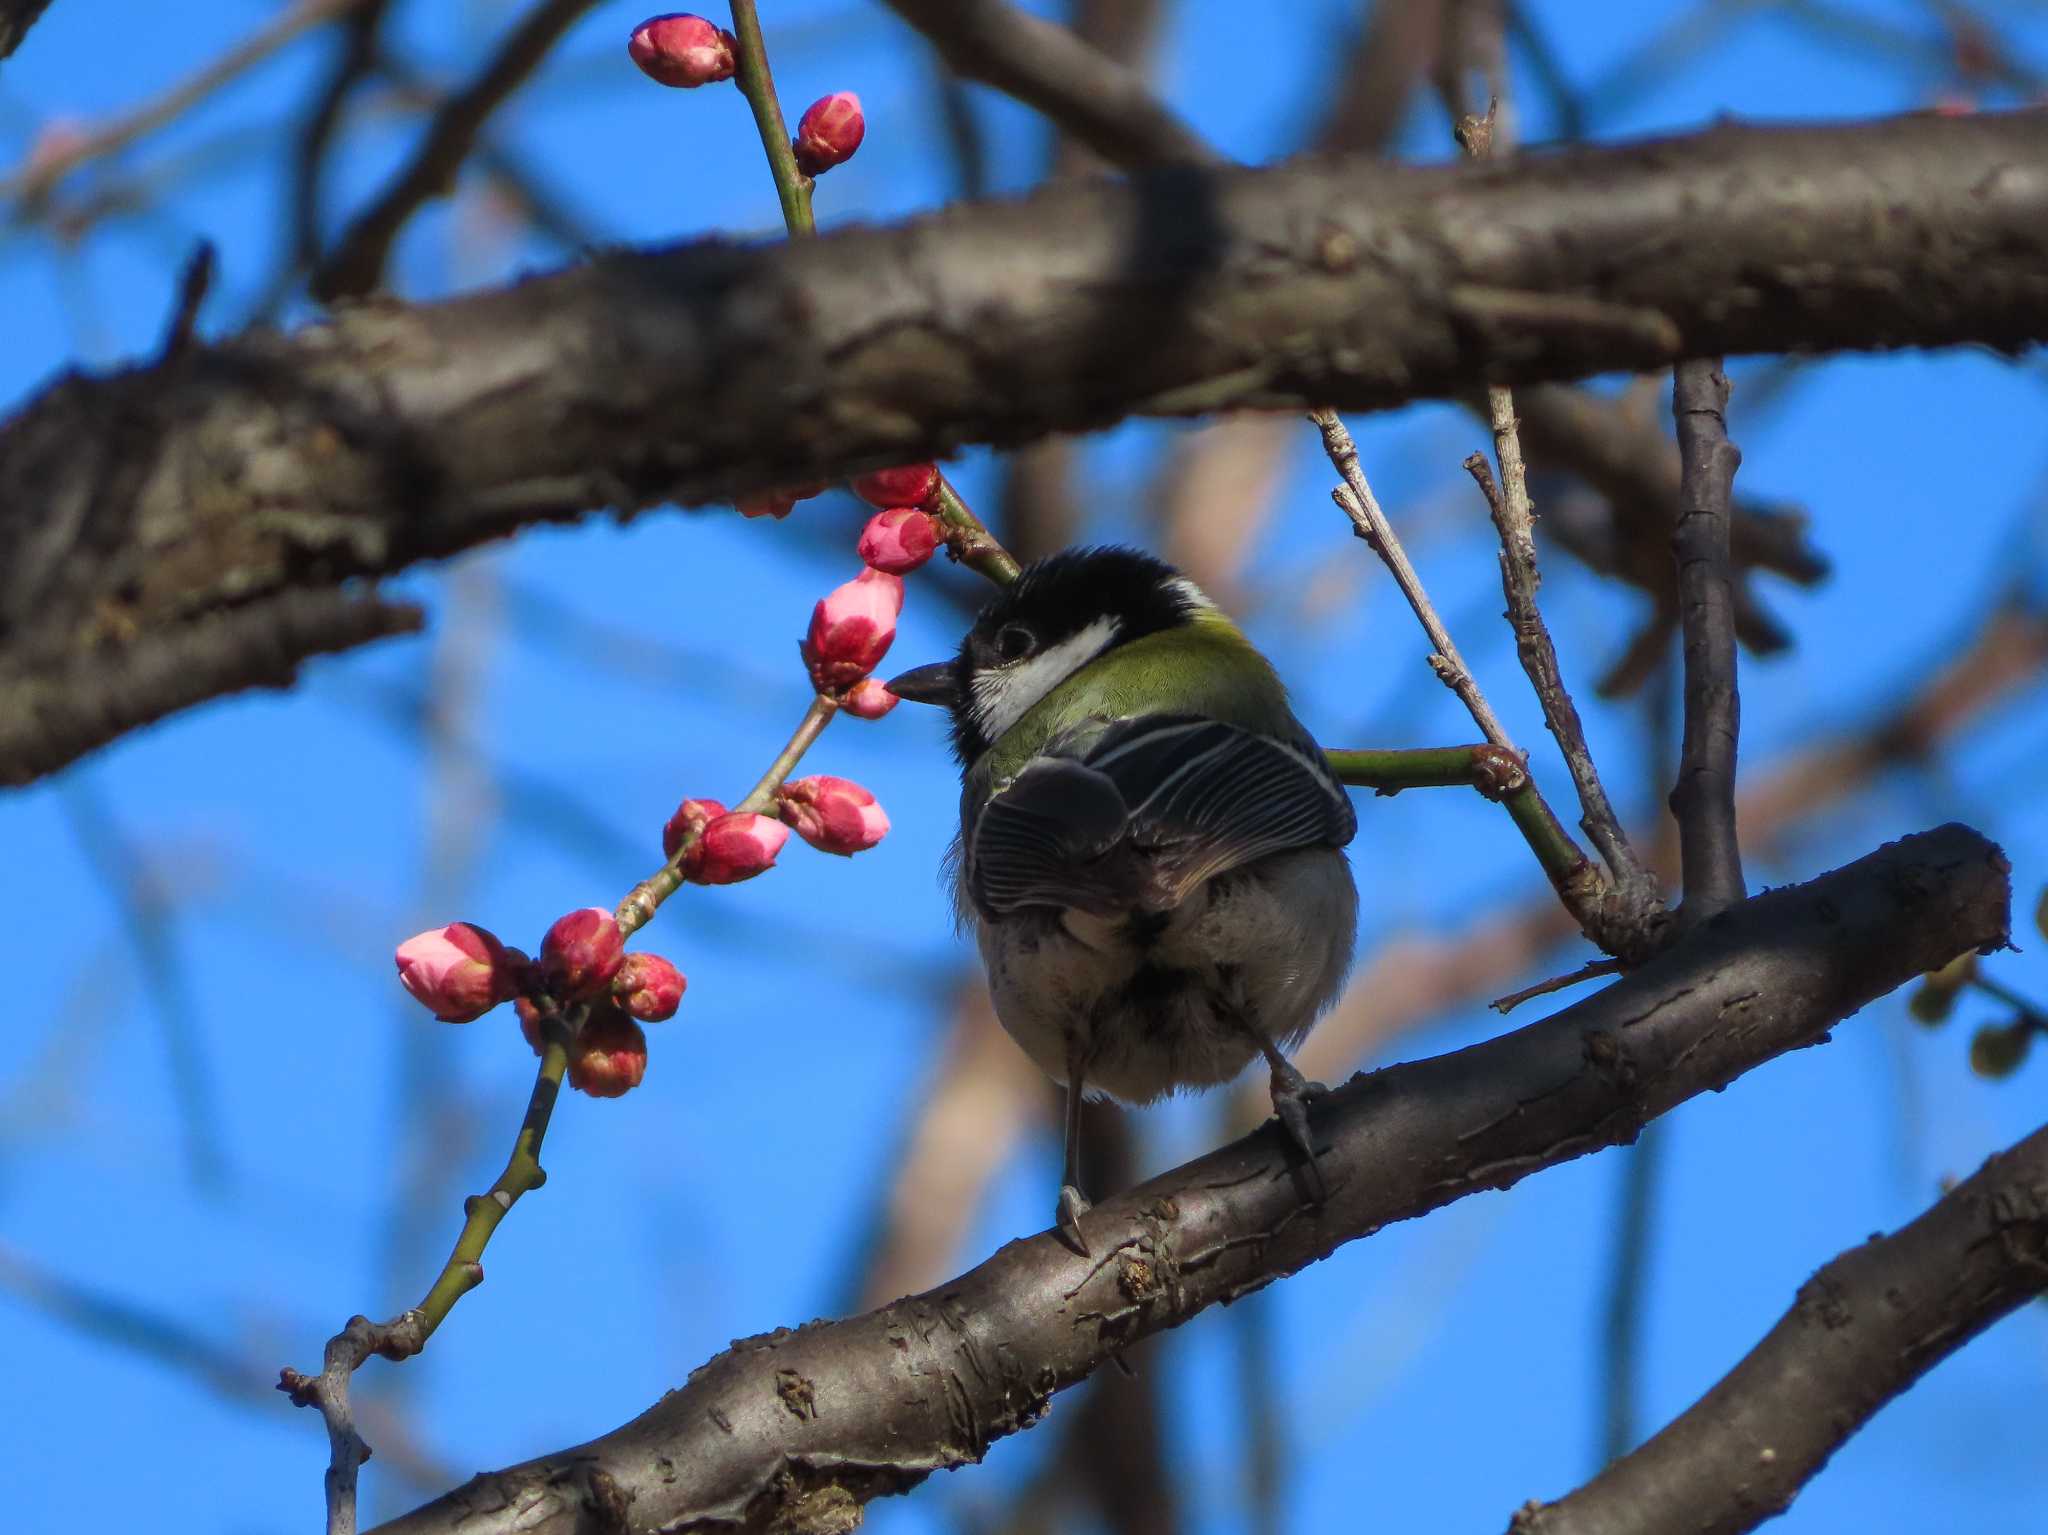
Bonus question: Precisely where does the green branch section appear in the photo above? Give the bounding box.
[934,479,1021,585]
[412,1030,569,1339]
[1325,745,1598,916]
[727,0,813,237]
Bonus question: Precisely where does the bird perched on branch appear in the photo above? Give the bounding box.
[888,547,1358,1253]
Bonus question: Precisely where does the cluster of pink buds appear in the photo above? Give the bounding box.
[854,461,943,576]
[628,15,863,178]
[662,795,790,883]
[397,906,687,1100]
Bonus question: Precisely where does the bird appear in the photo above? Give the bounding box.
[886,546,1358,1253]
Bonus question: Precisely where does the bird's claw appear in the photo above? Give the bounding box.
[1270,1068,1329,1204]
[1056,1183,1094,1257]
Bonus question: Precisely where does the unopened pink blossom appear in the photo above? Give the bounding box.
[859,507,940,575]
[395,922,515,1022]
[803,567,904,688]
[792,91,864,177]
[627,14,737,88]
[840,677,899,720]
[568,1007,649,1098]
[778,774,890,856]
[851,462,938,510]
[662,796,729,860]
[613,952,686,1021]
[685,811,790,884]
[541,907,626,999]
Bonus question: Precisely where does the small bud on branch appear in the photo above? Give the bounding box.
[779,774,889,856]
[792,91,864,177]
[394,923,517,1022]
[613,952,686,1021]
[628,14,737,88]
[541,908,627,999]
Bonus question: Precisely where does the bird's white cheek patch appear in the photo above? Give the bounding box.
[971,616,1120,742]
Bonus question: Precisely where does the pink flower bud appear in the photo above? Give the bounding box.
[840,677,899,720]
[858,507,940,575]
[851,463,938,510]
[738,491,796,520]
[568,1007,649,1098]
[792,91,864,177]
[540,907,626,999]
[778,774,890,856]
[613,952,686,1021]
[662,796,729,860]
[395,922,515,1022]
[628,14,737,88]
[685,811,790,884]
[802,567,904,688]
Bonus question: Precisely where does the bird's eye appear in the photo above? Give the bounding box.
[994,623,1036,662]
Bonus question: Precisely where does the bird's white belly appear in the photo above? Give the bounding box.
[976,848,1357,1103]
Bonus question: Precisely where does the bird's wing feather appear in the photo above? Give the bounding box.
[965,714,1354,918]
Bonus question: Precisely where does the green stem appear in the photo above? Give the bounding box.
[616,693,839,936]
[728,0,813,237]
[737,692,837,813]
[934,477,1021,586]
[1326,743,1597,912]
[412,1026,569,1337]
[1968,973,2048,1031]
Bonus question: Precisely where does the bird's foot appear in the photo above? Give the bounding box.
[1056,1183,1094,1257]
[1269,1062,1330,1204]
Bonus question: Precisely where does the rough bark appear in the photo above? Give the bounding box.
[369,823,2009,1535]
[1514,1118,2048,1535]
[2,111,2044,785]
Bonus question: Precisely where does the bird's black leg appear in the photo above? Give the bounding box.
[1057,1034,1093,1257]
[1212,978,1327,1211]
[1237,1018,1330,1204]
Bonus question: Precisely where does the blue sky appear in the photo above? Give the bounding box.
[3,2,2047,1532]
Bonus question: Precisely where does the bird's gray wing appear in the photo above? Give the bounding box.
[965,714,1354,918]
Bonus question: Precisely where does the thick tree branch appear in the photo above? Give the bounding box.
[0,0,52,59]
[1518,1118,2048,1535]
[370,823,2008,1535]
[4,111,2045,786]
[1669,360,1746,920]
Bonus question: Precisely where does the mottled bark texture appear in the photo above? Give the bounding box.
[370,824,2008,1535]
[1,111,2044,785]
[1514,1119,2048,1535]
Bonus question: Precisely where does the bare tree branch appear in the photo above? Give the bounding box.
[3,111,2045,786]
[882,0,1216,169]
[1519,1117,2048,1535]
[369,823,2008,1535]
[311,0,597,301]
[0,0,53,60]
[1669,359,1746,920]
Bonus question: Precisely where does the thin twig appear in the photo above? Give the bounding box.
[883,0,1216,170]
[1311,409,1516,751]
[1490,957,1624,1014]
[1,0,359,207]
[1465,451,1657,908]
[1668,359,1746,922]
[283,1017,572,1535]
[312,0,597,300]
[727,0,813,237]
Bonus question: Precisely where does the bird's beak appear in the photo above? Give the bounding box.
[885,661,961,708]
